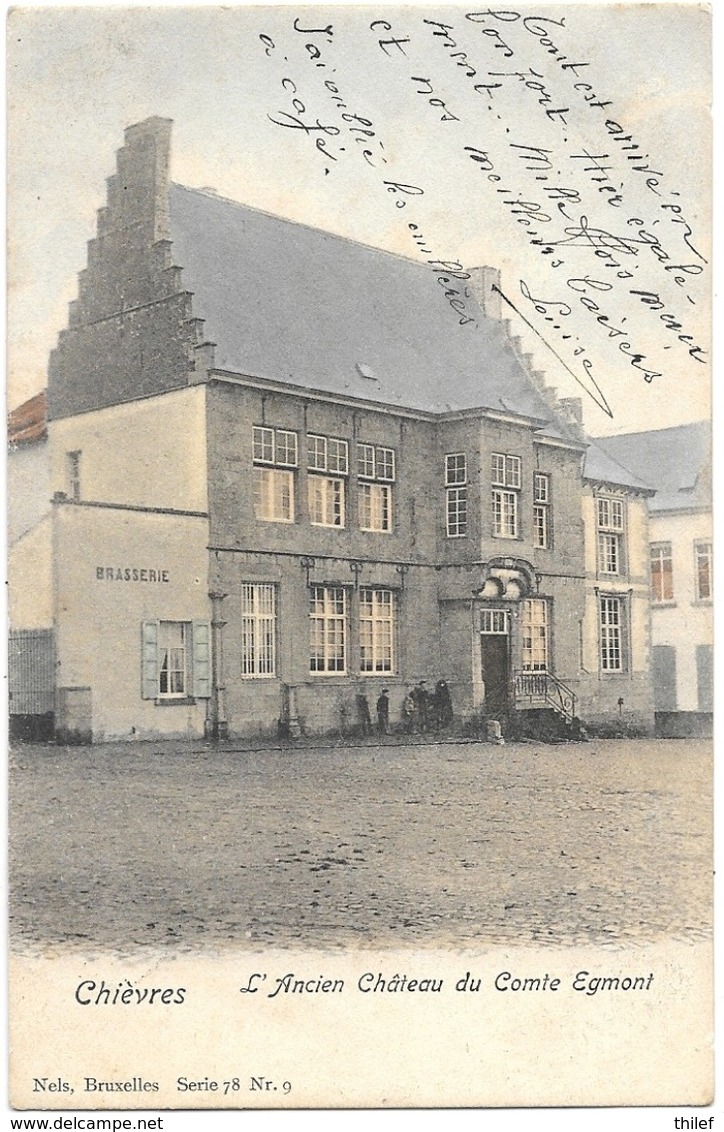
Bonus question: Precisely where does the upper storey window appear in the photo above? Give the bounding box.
[446,453,468,538]
[253,426,297,522]
[533,473,551,549]
[308,434,348,528]
[695,541,712,602]
[358,443,395,532]
[650,542,673,603]
[596,496,625,575]
[492,453,521,538]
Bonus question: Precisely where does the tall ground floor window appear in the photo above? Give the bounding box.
[241,583,277,676]
[521,599,548,671]
[310,587,347,673]
[141,620,211,700]
[359,588,397,673]
[599,596,624,672]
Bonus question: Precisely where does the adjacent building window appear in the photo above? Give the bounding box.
[695,541,712,601]
[445,453,468,537]
[533,473,550,549]
[596,496,624,575]
[141,620,211,700]
[599,596,624,672]
[67,450,81,501]
[359,588,397,673]
[310,586,347,673]
[252,426,297,522]
[521,599,549,671]
[241,584,277,677]
[650,542,674,603]
[492,453,521,538]
[357,444,395,532]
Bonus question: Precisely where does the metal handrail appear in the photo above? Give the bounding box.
[514,670,577,724]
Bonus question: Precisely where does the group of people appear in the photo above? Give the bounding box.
[401,680,453,733]
[355,681,453,736]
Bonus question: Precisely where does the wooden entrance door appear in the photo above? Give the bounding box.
[481,632,510,716]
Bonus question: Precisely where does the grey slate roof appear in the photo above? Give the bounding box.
[582,440,655,493]
[592,422,711,511]
[168,183,558,422]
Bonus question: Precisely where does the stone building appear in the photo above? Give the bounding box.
[594,423,712,736]
[9,117,655,741]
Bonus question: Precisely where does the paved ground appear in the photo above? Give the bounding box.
[9,736,712,954]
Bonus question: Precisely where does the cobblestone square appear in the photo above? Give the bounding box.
[9,736,712,953]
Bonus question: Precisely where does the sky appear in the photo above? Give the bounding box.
[7,3,711,437]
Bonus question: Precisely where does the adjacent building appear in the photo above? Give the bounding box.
[9,117,656,742]
[594,423,712,736]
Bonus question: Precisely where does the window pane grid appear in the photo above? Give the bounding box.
[447,486,467,537]
[695,541,712,600]
[492,452,521,487]
[534,473,549,503]
[650,543,673,602]
[253,426,298,467]
[310,587,347,673]
[533,504,548,548]
[252,426,274,464]
[492,453,506,486]
[598,531,620,574]
[308,434,327,471]
[359,482,391,532]
[357,443,395,481]
[376,447,395,481]
[253,467,294,522]
[359,588,396,673]
[158,622,187,696]
[275,430,298,467]
[521,599,548,671]
[481,610,508,634]
[506,455,521,488]
[600,597,622,671]
[328,438,349,475]
[492,489,518,537]
[241,583,277,677]
[445,453,467,486]
[597,497,623,530]
[357,443,376,479]
[309,475,345,527]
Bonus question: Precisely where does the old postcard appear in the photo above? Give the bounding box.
[7,2,713,1119]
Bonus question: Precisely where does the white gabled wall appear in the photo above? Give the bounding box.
[48,386,208,512]
[53,503,211,741]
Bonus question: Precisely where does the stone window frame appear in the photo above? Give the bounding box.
[241,583,277,678]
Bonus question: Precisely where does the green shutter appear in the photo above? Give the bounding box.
[141,621,158,700]
[193,621,211,699]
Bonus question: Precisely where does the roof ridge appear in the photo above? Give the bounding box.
[593,420,710,442]
[170,181,478,277]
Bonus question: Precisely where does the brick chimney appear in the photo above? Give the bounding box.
[468,266,502,320]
